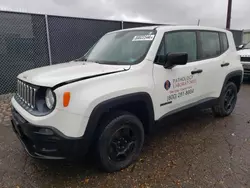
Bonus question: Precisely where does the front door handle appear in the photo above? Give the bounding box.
[221,62,230,67]
[191,69,203,75]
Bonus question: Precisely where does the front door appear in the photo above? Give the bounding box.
[153,30,204,120]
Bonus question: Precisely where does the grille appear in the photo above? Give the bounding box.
[240,56,250,62]
[16,80,37,109]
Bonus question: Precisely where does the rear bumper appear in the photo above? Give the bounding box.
[11,107,88,160]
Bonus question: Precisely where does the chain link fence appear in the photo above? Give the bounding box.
[48,16,122,64]
[123,21,162,29]
[0,11,49,94]
[0,10,243,95]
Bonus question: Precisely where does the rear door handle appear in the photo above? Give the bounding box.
[191,69,203,74]
[221,62,230,67]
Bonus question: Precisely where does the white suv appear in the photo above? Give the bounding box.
[11,25,243,172]
[237,42,250,78]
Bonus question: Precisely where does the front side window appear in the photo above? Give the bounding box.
[243,41,250,49]
[200,31,220,59]
[155,31,197,65]
[165,31,197,62]
[81,30,156,65]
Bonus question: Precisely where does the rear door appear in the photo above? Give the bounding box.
[195,31,230,99]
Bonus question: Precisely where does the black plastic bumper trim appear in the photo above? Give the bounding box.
[11,107,88,160]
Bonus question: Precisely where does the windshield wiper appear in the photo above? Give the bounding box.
[74,58,100,64]
[74,57,87,62]
[94,61,129,65]
[99,61,119,65]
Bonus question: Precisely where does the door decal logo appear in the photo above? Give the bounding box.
[164,80,171,91]
[165,75,197,103]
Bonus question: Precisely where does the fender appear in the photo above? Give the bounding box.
[80,92,155,154]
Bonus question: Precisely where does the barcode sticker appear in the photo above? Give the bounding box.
[132,35,155,41]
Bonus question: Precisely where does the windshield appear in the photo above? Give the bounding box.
[80,30,156,65]
[244,42,250,49]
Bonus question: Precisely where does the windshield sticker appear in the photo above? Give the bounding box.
[132,35,155,41]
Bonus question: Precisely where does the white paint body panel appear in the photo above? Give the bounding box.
[18,61,130,87]
[198,31,241,98]
[153,63,201,120]
[11,25,243,138]
[238,49,250,57]
[11,97,87,137]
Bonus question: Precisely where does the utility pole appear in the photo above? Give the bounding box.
[226,0,232,29]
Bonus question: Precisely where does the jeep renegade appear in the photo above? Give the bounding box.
[11,25,243,172]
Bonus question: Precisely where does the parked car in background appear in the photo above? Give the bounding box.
[238,42,250,79]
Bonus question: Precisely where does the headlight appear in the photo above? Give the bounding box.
[45,89,55,109]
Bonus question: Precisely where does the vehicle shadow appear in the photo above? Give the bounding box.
[143,107,216,147]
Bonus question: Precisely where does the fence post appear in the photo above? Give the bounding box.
[121,20,124,29]
[45,14,52,65]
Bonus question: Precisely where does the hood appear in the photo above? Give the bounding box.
[237,49,250,56]
[18,61,130,87]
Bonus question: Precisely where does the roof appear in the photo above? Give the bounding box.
[156,25,229,32]
[109,25,229,34]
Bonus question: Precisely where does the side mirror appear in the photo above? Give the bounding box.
[237,44,244,50]
[164,52,188,69]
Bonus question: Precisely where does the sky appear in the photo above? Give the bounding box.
[0,0,249,30]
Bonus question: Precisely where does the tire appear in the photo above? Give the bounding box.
[212,82,238,117]
[95,111,144,172]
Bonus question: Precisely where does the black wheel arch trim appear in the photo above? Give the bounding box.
[221,70,243,94]
[82,92,155,154]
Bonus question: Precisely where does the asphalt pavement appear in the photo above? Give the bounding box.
[0,83,250,188]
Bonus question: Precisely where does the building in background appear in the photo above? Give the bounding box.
[230,29,243,46]
[242,29,250,45]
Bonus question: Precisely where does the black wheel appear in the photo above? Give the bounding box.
[95,111,144,172]
[212,82,238,117]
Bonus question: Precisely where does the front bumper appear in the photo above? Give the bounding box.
[11,107,87,159]
[241,63,250,77]
[243,69,250,77]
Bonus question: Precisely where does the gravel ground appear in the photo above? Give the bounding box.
[0,83,250,188]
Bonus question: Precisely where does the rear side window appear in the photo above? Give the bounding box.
[200,31,221,59]
[220,33,229,52]
[165,31,197,62]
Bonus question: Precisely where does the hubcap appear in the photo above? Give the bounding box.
[108,127,137,162]
[224,88,236,112]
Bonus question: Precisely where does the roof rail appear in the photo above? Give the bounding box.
[153,24,177,30]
